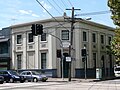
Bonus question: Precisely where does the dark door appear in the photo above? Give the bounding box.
[63,53,69,78]
[93,53,96,78]
[101,55,105,78]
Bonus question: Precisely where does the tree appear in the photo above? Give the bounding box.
[108,0,120,65]
[108,0,120,26]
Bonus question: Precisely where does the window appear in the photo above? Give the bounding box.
[28,33,33,43]
[0,42,8,54]
[83,31,87,41]
[41,33,46,41]
[93,53,97,68]
[93,53,96,61]
[92,33,96,43]
[41,53,47,69]
[17,35,22,44]
[17,54,22,69]
[27,72,31,75]
[61,30,69,40]
[108,36,112,45]
[100,35,104,44]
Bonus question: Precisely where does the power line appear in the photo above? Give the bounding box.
[35,0,70,31]
[60,0,67,8]
[67,0,73,7]
[75,10,110,16]
[52,0,64,13]
[46,0,62,15]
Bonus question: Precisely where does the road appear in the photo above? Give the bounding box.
[0,79,120,90]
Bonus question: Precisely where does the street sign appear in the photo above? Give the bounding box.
[66,57,71,62]
[62,41,70,48]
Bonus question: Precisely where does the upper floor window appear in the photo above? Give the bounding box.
[17,35,22,44]
[61,30,69,40]
[41,33,46,41]
[108,36,112,45]
[83,31,87,41]
[0,42,8,54]
[100,35,104,44]
[92,33,96,43]
[28,33,33,43]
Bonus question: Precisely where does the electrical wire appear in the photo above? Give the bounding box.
[67,0,73,7]
[35,0,70,31]
[52,0,64,13]
[46,0,62,15]
[60,0,68,8]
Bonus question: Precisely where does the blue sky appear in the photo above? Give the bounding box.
[0,0,115,30]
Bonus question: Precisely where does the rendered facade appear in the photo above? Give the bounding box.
[10,16,115,78]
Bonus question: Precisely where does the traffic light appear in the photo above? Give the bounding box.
[36,24,43,35]
[81,48,87,56]
[57,50,61,58]
[31,24,36,36]
[82,57,85,62]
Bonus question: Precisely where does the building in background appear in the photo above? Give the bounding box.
[0,27,11,70]
[10,16,115,78]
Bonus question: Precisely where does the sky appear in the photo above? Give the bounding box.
[0,0,116,30]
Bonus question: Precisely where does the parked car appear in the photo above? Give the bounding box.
[0,76,4,84]
[0,70,25,83]
[114,66,120,77]
[20,71,48,82]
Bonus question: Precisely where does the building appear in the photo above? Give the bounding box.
[10,16,115,78]
[0,27,11,70]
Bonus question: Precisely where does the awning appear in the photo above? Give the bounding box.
[0,38,9,43]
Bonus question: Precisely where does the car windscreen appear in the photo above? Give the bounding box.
[115,68,120,71]
[32,71,40,75]
[9,71,19,75]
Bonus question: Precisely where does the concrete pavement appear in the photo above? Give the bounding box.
[47,78,100,82]
[0,78,120,90]
[46,78,120,90]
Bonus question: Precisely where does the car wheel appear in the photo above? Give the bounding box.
[20,80,25,83]
[42,79,46,82]
[0,81,3,84]
[10,78,14,83]
[33,78,38,82]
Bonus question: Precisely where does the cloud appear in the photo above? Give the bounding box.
[19,10,31,15]
[41,1,52,12]
[32,14,39,17]
[18,9,39,17]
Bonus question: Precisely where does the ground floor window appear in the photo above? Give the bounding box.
[41,53,47,69]
[17,54,22,69]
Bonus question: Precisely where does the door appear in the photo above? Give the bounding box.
[93,53,97,78]
[101,55,105,78]
[63,53,69,78]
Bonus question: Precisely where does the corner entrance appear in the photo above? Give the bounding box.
[63,53,69,78]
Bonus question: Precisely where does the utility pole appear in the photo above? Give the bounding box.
[66,7,80,81]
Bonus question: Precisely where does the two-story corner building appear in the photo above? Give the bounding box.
[10,16,115,78]
[0,27,11,70]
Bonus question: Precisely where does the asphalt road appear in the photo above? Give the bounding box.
[0,79,120,90]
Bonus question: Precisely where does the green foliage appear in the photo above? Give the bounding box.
[110,28,120,64]
[108,0,120,26]
[108,0,120,64]
[111,28,120,56]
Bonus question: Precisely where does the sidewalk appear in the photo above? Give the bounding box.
[47,78,98,82]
